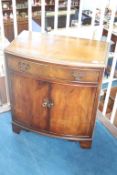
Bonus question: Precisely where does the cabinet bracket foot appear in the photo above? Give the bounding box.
[12,123,21,134]
[79,140,92,149]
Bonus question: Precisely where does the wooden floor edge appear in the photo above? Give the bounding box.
[97,110,117,138]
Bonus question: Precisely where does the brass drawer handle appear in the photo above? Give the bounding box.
[18,62,30,72]
[42,99,54,108]
[72,71,85,81]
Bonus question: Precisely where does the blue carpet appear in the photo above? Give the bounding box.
[0,112,117,175]
[102,80,117,90]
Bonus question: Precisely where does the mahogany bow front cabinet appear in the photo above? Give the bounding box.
[5,31,108,148]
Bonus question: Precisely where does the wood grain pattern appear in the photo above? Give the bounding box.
[10,73,49,130]
[4,31,108,148]
[7,55,100,84]
[5,30,108,67]
[50,83,96,136]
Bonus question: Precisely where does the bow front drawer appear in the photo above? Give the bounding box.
[7,56,100,84]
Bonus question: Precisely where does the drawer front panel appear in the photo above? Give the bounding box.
[7,56,100,83]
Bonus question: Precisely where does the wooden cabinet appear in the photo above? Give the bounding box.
[9,72,96,135]
[5,31,108,148]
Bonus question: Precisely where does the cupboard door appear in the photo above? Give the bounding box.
[31,80,49,130]
[49,83,97,136]
[10,73,49,130]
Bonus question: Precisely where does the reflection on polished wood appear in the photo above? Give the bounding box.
[5,30,108,67]
[5,31,108,148]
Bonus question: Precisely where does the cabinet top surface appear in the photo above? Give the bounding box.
[5,30,108,68]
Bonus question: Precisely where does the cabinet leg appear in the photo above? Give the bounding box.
[79,141,92,149]
[12,123,21,134]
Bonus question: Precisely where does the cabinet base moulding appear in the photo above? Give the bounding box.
[12,121,92,149]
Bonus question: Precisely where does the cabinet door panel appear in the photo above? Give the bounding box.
[31,81,49,130]
[10,73,48,129]
[50,83,97,136]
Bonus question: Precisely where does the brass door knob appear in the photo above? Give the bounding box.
[42,99,49,108]
[47,101,54,108]
[42,99,54,108]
